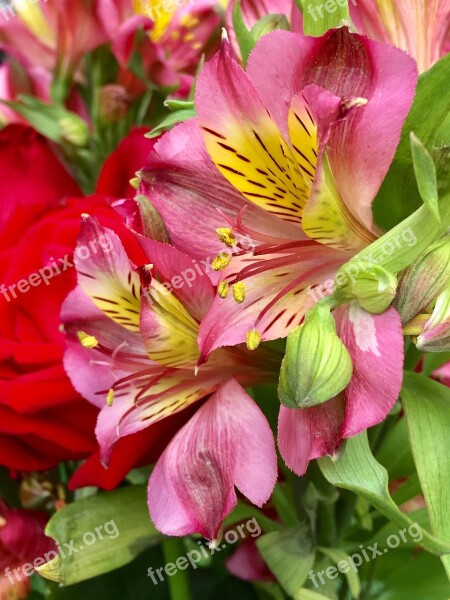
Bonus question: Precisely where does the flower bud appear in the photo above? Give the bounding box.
[393,232,450,324]
[278,303,352,409]
[334,261,397,314]
[58,115,89,147]
[251,14,290,41]
[416,287,450,352]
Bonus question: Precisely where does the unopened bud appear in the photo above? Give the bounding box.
[58,115,89,146]
[278,303,352,409]
[416,287,450,352]
[334,262,397,314]
[251,14,290,41]
[393,232,450,324]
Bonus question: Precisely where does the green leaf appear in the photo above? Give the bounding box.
[256,525,315,596]
[410,133,440,222]
[402,372,450,578]
[0,95,89,146]
[317,433,450,556]
[373,52,450,229]
[316,547,360,598]
[145,108,196,137]
[303,0,350,36]
[38,485,161,585]
[232,0,256,64]
[365,549,450,600]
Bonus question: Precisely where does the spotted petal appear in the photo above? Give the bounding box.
[75,215,141,332]
[196,41,309,225]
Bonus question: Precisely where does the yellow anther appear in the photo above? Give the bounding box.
[183,32,195,42]
[77,331,99,349]
[216,227,237,247]
[218,281,229,299]
[246,329,261,351]
[212,252,232,271]
[232,282,246,303]
[106,389,114,407]
[129,177,140,190]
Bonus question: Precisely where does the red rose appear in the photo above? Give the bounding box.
[0,124,179,487]
[0,125,150,471]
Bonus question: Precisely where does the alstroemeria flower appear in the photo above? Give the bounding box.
[140,28,417,359]
[350,0,450,72]
[62,211,279,536]
[278,303,404,474]
[0,0,108,81]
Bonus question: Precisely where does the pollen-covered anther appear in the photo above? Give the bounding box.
[246,329,261,351]
[216,227,237,247]
[77,331,99,349]
[342,96,368,112]
[106,388,114,407]
[232,282,246,303]
[212,252,232,271]
[218,280,229,299]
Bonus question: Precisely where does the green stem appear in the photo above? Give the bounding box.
[162,538,192,600]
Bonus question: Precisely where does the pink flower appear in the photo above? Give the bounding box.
[140,29,417,359]
[62,209,279,537]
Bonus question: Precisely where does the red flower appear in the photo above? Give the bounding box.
[0,125,151,471]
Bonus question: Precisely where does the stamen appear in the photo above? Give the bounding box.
[77,331,99,349]
[216,227,237,247]
[218,281,229,298]
[106,388,114,407]
[246,329,261,351]
[232,282,246,303]
[212,252,232,271]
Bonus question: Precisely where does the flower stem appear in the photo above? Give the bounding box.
[162,538,192,600]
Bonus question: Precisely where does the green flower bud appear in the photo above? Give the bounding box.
[251,14,290,41]
[58,115,89,146]
[416,287,450,352]
[393,231,450,324]
[334,261,397,314]
[278,303,353,409]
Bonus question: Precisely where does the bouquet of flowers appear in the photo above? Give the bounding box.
[1,0,450,598]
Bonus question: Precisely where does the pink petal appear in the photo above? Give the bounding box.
[350,0,450,72]
[247,29,418,230]
[335,303,404,438]
[278,397,345,476]
[148,379,277,539]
